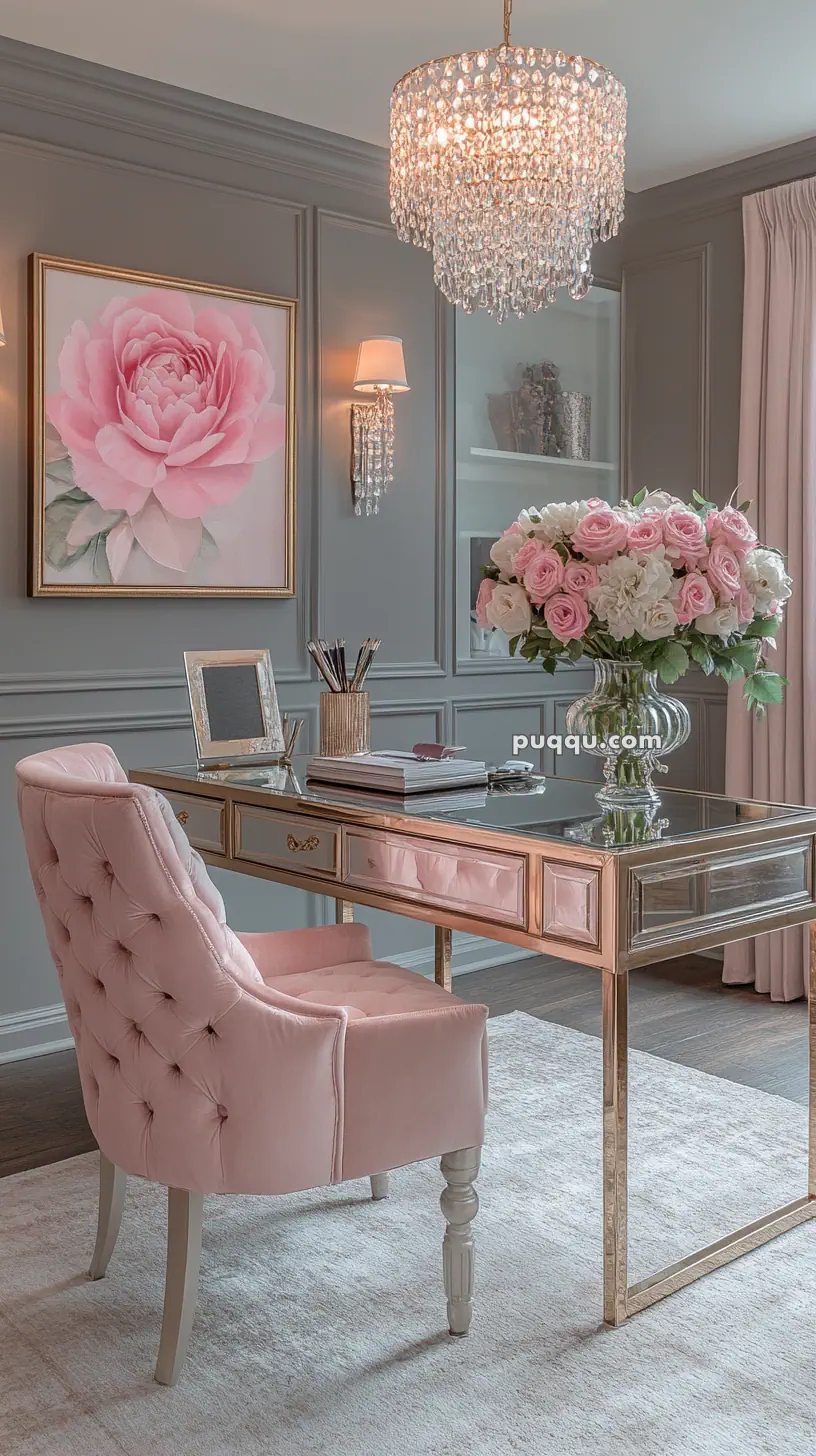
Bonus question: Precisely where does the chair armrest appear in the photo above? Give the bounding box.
[237,922,373,981]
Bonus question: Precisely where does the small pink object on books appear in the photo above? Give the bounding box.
[412,743,465,760]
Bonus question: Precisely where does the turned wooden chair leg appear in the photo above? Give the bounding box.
[370,1172,390,1200]
[154,1187,204,1387]
[440,1147,480,1336]
[89,1153,127,1281]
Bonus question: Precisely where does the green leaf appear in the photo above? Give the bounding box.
[737,500,752,515]
[540,656,558,675]
[655,641,689,684]
[689,640,715,674]
[710,650,741,682]
[745,616,780,639]
[566,638,584,662]
[44,491,96,571]
[724,639,762,673]
[632,488,647,507]
[508,635,520,658]
[45,460,82,491]
[744,671,786,708]
[520,638,539,661]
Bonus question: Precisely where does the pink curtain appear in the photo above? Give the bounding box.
[723,176,816,1001]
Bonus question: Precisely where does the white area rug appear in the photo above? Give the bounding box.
[1,1013,814,1456]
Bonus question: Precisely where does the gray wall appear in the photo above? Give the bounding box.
[0,36,595,1059]
[5,37,806,1058]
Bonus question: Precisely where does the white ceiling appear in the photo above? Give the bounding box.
[2,0,815,190]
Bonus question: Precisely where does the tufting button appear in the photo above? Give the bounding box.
[205,1023,218,1038]
[163,992,174,1002]
[216,1104,228,1120]
[169,1063,182,1075]
[144,1103,153,1117]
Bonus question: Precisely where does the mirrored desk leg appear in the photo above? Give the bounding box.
[602,967,629,1327]
[435,927,452,991]
[335,899,354,924]
[809,922,816,1199]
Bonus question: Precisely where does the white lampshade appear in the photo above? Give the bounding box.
[353,336,409,393]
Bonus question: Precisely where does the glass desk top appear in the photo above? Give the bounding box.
[140,761,812,853]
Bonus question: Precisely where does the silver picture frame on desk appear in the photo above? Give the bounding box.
[183,649,284,767]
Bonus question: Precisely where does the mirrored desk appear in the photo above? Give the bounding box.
[131,761,816,1326]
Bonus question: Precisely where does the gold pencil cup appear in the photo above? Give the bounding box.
[319,692,370,756]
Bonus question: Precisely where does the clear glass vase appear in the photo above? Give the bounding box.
[564,660,691,806]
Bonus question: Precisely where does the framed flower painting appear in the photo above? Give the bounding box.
[29,255,296,596]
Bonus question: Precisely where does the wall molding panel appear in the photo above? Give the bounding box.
[0,1001,72,1064]
[622,242,711,500]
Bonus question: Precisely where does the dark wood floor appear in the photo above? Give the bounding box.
[0,954,808,1180]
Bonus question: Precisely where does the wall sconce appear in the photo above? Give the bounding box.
[350,336,409,516]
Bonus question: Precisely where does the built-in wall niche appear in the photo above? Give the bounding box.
[455,284,621,667]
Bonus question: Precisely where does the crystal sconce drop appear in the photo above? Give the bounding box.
[350,336,409,516]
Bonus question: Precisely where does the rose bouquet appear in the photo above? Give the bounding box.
[478,490,790,713]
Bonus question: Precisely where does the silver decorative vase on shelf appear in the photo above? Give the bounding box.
[558,390,592,460]
[564,660,691,806]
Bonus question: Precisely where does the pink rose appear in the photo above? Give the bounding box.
[475,577,495,626]
[736,584,755,626]
[512,539,541,579]
[570,507,629,563]
[47,289,285,571]
[544,591,590,643]
[672,571,715,625]
[563,561,599,596]
[662,505,708,569]
[706,542,742,602]
[627,514,664,555]
[706,506,758,557]
[524,546,565,605]
[585,497,606,509]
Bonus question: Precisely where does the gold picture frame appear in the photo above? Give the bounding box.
[29,254,297,597]
[184,649,285,767]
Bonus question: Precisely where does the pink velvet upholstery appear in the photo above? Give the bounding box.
[16,745,488,1197]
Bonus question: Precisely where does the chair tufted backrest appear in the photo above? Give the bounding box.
[16,744,348,1197]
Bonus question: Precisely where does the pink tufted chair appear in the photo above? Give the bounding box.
[16,744,488,1385]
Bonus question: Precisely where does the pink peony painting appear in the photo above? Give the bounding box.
[31,256,296,596]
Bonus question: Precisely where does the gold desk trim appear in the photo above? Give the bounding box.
[131,766,816,1327]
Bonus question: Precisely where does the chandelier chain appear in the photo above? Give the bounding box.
[503,0,512,48]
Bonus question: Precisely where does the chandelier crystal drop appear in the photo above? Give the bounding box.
[389,0,627,322]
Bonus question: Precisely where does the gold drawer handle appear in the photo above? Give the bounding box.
[287,833,320,854]
[175,810,190,826]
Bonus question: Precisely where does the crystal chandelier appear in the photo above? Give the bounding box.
[390,0,627,321]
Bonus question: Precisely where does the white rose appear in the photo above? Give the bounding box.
[603,604,639,641]
[515,509,542,534]
[743,548,792,610]
[531,500,592,541]
[696,604,739,641]
[637,490,684,512]
[632,548,674,603]
[489,532,526,579]
[634,597,679,640]
[486,582,533,636]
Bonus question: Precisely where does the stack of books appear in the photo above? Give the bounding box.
[305,750,488,795]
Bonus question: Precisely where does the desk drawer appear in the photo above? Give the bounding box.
[235,806,339,878]
[343,827,527,927]
[164,792,225,855]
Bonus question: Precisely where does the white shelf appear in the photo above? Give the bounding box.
[467,447,616,473]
